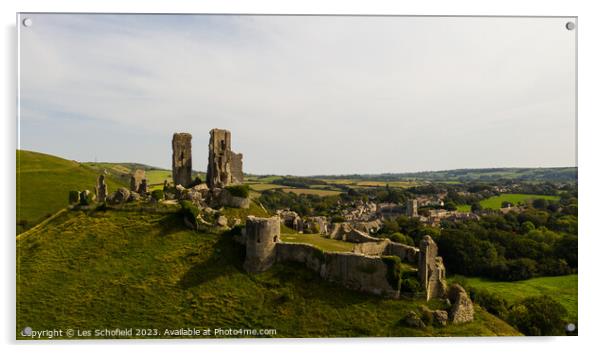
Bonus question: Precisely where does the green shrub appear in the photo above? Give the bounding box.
[390,232,415,246]
[179,200,200,226]
[225,184,250,198]
[381,256,403,291]
[471,288,509,318]
[507,295,567,336]
[400,274,421,294]
[68,190,79,204]
[151,189,164,201]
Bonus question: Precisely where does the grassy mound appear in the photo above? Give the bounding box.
[17,208,519,339]
[16,150,128,234]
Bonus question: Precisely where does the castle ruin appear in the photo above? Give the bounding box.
[207,129,243,188]
[240,216,450,301]
[172,133,193,187]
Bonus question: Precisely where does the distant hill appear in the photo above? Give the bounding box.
[16,207,520,338]
[313,167,578,183]
[16,150,128,234]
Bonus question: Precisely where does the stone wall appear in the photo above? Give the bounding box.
[352,239,419,264]
[172,133,192,187]
[419,235,447,301]
[130,169,146,192]
[276,242,399,298]
[230,152,244,184]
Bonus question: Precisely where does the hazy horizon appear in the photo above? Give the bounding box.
[18,14,577,175]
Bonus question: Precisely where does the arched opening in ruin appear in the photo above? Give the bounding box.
[273,236,278,243]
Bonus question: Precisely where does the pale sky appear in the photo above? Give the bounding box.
[18,14,576,175]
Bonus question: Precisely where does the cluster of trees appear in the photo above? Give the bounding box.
[375,192,577,281]
[453,278,571,336]
[437,194,577,281]
[271,177,328,189]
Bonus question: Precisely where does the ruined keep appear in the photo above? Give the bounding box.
[207,129,243,188]
[406,199,418,218]
[172,133,193,187]
[419,235,447,301]
[96,175,107,202]
[243,216,281,272]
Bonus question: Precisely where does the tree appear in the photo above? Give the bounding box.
[532,198,549,210]
[507,295,568,336]
[471,202,482,213]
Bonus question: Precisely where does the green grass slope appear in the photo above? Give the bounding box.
[16,208,519,339]
[16,150,128,234]
[452,275,577,324]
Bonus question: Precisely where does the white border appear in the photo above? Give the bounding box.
[2,1,601,353]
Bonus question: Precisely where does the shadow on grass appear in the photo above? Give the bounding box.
[178,233,246,289]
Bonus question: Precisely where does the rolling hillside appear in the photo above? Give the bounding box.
[16,150,128,234]
[16,206,519,338]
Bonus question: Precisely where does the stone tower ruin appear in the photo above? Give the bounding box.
[207,128,243,188]
[406,199,418,218]
[418,235,447,301]
[172,133,193,187]
[243,216,280,272]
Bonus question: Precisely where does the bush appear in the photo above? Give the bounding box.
[225,184,250,198]
[507,295,568,336]
[390,232,415,246]
[179,200,200,226]
[471,288,509,318]
[151,189,164,201]
[68,190,79,204]
[189,176,203,187]
[400,272,421,294]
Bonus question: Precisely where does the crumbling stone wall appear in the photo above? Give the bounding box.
[329,223,380,243]
[243,216,280,272]
[130,169,145,192]
[352,239,419,264]
[230,152,244,184]
[276,242,399,298]
[419,235,447,301]
[172,133,192,187]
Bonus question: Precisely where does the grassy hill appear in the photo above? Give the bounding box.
[16,150,128,234]
[16,206,519,339]
[451,275,578,324]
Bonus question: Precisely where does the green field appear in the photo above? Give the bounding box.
[281,188,342,196]
[248,183,286,192]
[480,194,560,209]
[451,275,577,323]
[16,150,128,234]
[16,207,519,338]
[144,170,172,185]
[457,193,561,211]
[280,233,355,252]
